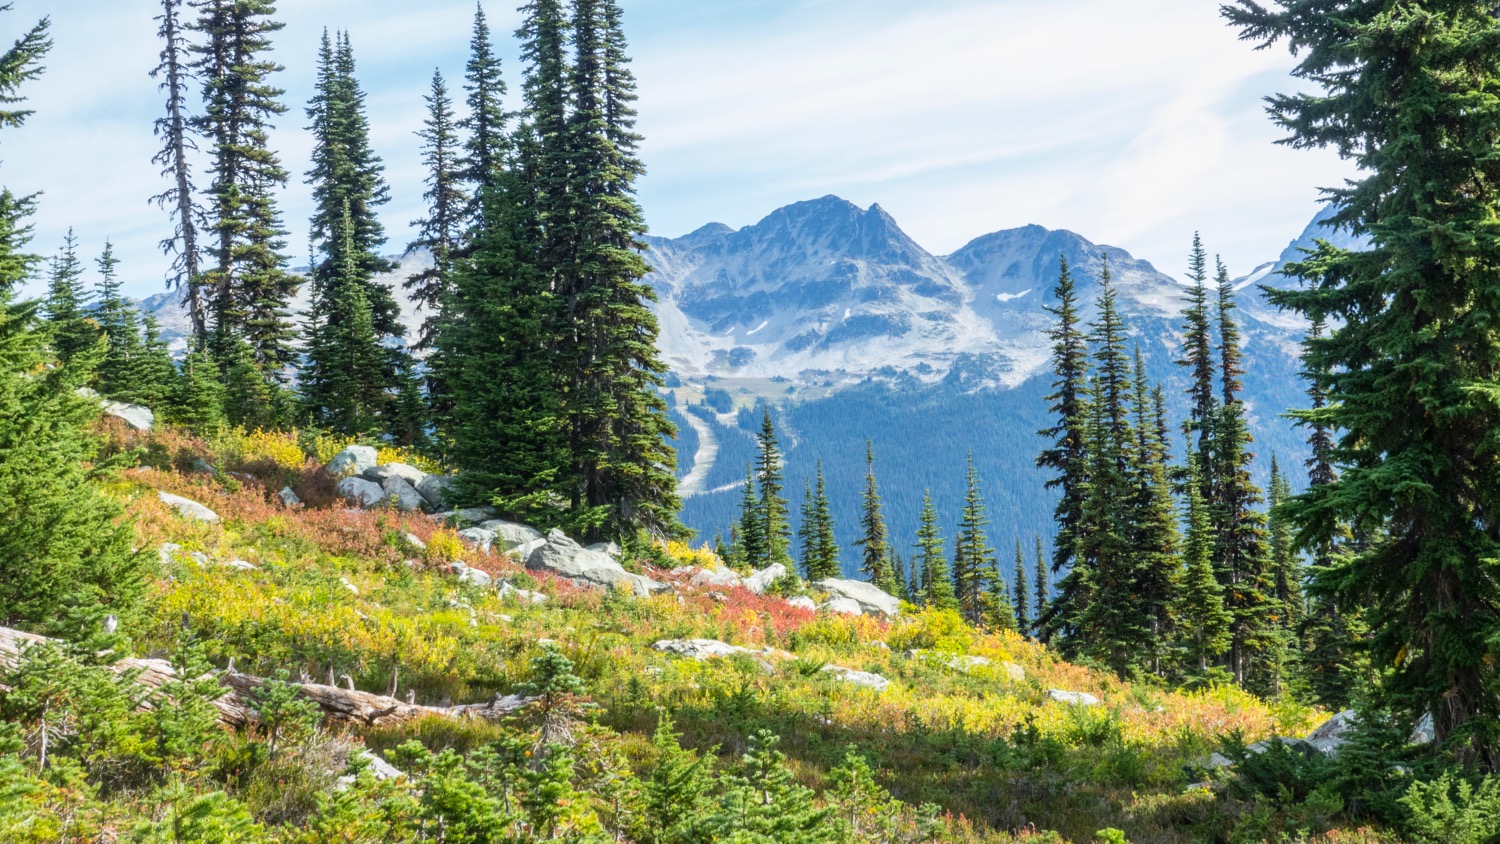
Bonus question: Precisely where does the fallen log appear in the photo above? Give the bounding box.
[0,625,531,728]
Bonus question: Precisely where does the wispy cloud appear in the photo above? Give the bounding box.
[6,0,1352,299]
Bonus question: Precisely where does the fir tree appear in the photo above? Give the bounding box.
[954,453,998,627]
[915,491,956,610]
[734,464,765,569]
[0,16,147,633]
[1179,232,1217,496]
[406,69,467,351]
[555,0,679,540]
[797,481,817,577]
[1210,258,1275,690]
[1033,535,1048,633]
[1267,453,1303,627]
[191,0,297,422]
[151,0,207,341]
[808,460,839,580]
[710,731,832,844]
[1013,539,1030,633]
[302,205,384,436]
[459,3,510,215]
[638,711,711,844]
[91,241,146,403]
[174,347,225,432]
[1177,449,1233,683]
[135,314,180,412]
[1035,255,1090,642]
[43,229,96,364]
[753,409,792,568]
[854,441,893,592]
[1128,354,1181,676]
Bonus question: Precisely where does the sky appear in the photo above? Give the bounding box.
[5,0,1355,300]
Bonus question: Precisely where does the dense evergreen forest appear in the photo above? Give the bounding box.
[4,1,1500,842]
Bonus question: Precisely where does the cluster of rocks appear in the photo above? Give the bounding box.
[1206,709,1436,771]
[652,638,890,692]
[326,446,455,514]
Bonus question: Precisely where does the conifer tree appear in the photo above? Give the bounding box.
[91,241,146,403]
[1179,232,1217,494]
[798,481,817,577]
[1035,256,1090,641]
[191,0,297,422]
[1013,539,1030,633]
[302,206,384,436]
[406,69,467,351]
[555,0,680,540]
[809,460,839,580]
[1128,353,1181,676]
[174,347,225,432]
[954,453,998,627]
[151,0,206,340]
[1177,449,1233,683]
[1211,258,1275,690]
[459,4,510,217]
[916,491,956,610]
[854,441,893,592]
[711,731,832,844]
[0,15,147,634]
[1267,453,1302,626]
[734,464,765,569]
[44,229,96,364]
[1033,536,1048,633]
[638,710,712,844]
[754,409,792,568]
[135,314,179,412]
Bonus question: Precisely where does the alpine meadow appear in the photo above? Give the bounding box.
[6,1,1500,842]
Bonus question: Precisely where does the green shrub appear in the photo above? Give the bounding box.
[1399,773,1500,844]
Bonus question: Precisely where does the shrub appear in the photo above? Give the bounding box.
[1399,773,1500,844]
[888,608,973,654]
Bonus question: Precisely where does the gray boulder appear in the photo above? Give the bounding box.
[586,541,623,559]
[224,559,258,571]
[821,597,863,616]
[365,463,427,487]
[478,519,545,552]
[785,595,816,611]
[745,563,786,595]
[448,506,498,526]
[382,477,426,513]
[416,475,455,510]
[814,578,900,618]
[821,665,890,692]
[1047,689,1101,707]
[449,562,493,588]
[103,400,154,431]
[158,491,220,523]
[277,487,302,508]
[526,531,666,597]
[653,639,758,660]
[687,567,743,589]
[1306,710,1358,757]
[457,527,496,553]
[326,445,378,478]
[337,476,385,508]
[403,533,427,551]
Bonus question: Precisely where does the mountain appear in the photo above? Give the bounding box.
[139,197,1335,577]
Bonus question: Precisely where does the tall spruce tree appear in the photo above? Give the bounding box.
[1179,232,1217,496]
[854,441,893,592]
[459,3,510,217]
[1035,256,1090,642]
[1128,353,1181,677]
[754,409,792,568]
[136,314,179,412]
[554,0,679,540]
[1033,536,1048,634]
[800,460,839,581]
[1267,453,1303,627]
[1210,258,1275,690]
[406,69,467,351]
[302,205,384,436]
[151,0,206,341]
[91,241,146,403]
[1177,448,1233,683]
[916,490,956,610]
[953,453,998,627]
[43,230,95,364]
[734,464,765,570]
[1013,540,1030,634]
[191,0,297,423]
[0,11,148,634]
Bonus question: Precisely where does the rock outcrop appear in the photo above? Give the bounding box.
[337,477,385,508]
[820,664,890,692]
[326,446,378,479]
[526,530,666,597]
[744,564,786,595]
[813,578,900,618]
[158,491,220,523]
[1047,689,1100,707]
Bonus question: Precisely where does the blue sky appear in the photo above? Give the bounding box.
[6,0,1353,299]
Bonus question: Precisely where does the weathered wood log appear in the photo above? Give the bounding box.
[0,625,531,728]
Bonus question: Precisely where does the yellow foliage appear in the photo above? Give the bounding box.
[305,431,358,465]
[887,607,974,654]
[425,530,466,564]
[376,445,443,475]
[210,427,308,470]
[301,431,443,473]
[664,539,722,570]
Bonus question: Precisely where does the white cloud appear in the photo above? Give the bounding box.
[5,0,1354,299]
